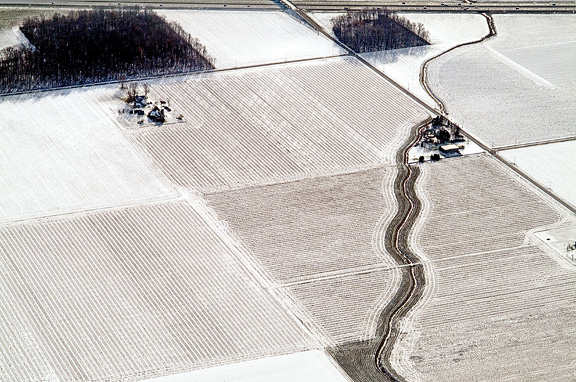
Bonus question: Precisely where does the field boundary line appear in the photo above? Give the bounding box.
[494,136,576,151]
[274,263,401,288]
[0,53,348,99]
[486,45,557,88]
[416,13,576,216]
[0,194,181,228]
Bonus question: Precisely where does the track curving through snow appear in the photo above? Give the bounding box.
[420,12,497,114]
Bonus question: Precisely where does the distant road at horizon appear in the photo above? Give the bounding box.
[1,0,575,13]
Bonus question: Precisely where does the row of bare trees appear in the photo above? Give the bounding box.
[0,7,214,93]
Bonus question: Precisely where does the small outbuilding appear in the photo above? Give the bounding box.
[439,144,462,157]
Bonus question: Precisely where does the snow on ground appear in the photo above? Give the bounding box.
[0,27,20,49]
[142,350,350,382]
[306,11,343,38]
[407,140,484,163]
[359,13,489,108]
[157,10,344,69]
[0,88,176,223]
[427,15,576,148]
[392,154,576,382]
[534,224,576,265]
[0,202,316,381]
[130,57,430,193]
[500,140,576,209]
[489,15,576,87]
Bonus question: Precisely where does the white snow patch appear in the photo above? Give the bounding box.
[306,11,344,38]
[426,15,576,148]
[533,224,576,266]
[401,13,489,46]
[0,27,23,50]
[0,88,176,223]
[408,139,484,163]
[358,13,489,108]
[500,140,576,209]
[486,46,557,89]
[497,41,576,86]
[157,10,344,68]
[140,350,351,382]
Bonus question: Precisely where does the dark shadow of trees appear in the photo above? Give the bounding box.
[333,10,430,53]
[0,7,214,93]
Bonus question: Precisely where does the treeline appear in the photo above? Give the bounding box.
[333,10,430,53]
[0,7,214,93]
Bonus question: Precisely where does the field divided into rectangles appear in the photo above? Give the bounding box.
[392,154,575,382]
[284,268,401,345]
[205,166,402,345]
[132,57,430,193]
[0,202,314,382]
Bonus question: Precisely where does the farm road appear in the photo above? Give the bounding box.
[420,12,498,115]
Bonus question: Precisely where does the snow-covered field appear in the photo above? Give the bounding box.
[0,8,33,48]
[205,167,398,283]
[130,57,430,192]
[500,140,576,209]
[205,166,402,345]
[309,12,489,108]
[0,88,175,223]
[362,13,489,108]
[143,350,350,382]
[427,15,576,148]
[157,10,344,69]
[391,154,576,381]
[0,202,315,381]
[415,154,562,259]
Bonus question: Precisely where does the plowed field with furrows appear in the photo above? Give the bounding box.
[205,165,406,347]
[0,202,314,382]
[391,154,575,382]
[205,166,398,284]
[131,58,430,192]
[399,246,576,382]
[415,154,562,259]
[283,268,402,345]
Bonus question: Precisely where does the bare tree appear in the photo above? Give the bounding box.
[119,74,127,89]
[127,82,138,103]
[143,82,150,98]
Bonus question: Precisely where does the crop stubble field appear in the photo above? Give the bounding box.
[205,166,403,345]
[131,57,430,193]
[391,155,576,382]
[0,202,315,381]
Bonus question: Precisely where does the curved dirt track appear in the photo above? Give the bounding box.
[420,12,497,114]
[329,117,431,382]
